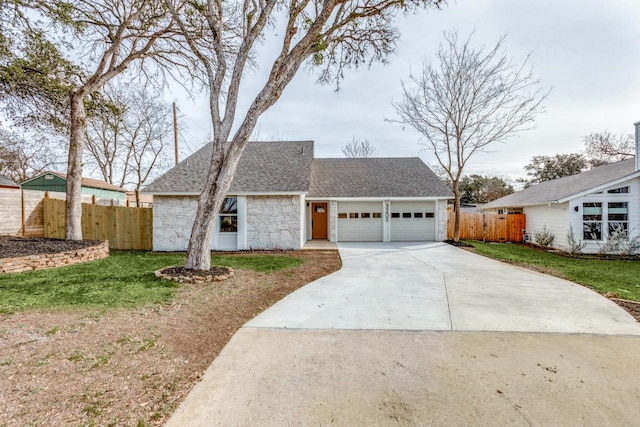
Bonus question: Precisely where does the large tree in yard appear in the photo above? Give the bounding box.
[392,31,547,242]
[2,0,187,240]
[167,0,447,270]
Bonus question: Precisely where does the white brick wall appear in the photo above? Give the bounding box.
[246,195,302,249]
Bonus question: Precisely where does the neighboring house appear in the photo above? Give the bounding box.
[20,172,127,200]
[0,176,19,189]
[143,141,453,251]
[483,121,640,254]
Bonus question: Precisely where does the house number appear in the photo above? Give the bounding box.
[384,202,390,222]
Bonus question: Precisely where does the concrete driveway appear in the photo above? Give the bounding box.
[166,242,640,426]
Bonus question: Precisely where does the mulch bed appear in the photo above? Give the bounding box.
[0,236,102,259]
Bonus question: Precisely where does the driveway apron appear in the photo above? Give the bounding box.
[248,242,640,335]
[166,242,640,426]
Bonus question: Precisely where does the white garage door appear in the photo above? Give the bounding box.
[390,201,436,241]
[337,201,383,241]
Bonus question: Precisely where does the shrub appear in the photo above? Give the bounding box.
[534,225,554,249]
[597,225,640,256]
[566,225,586,256]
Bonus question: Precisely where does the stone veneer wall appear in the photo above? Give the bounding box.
[436,200,448,241]
[153,196,198,251]
[0,241,109,274]
[246,195,301,249]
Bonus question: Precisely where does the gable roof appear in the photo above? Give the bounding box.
[20,172,126,192]
[143,141,314,194]
[309,157,453,198]
[483,158,638,209]
[0,176,19,188]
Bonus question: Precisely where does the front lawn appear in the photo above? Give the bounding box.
[467,241,640,301]
[0,251,304,313]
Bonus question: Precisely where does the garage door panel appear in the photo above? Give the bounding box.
[390,201,435,241]
[338,202,383,241]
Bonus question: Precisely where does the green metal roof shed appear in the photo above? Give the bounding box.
[20,172,127,200]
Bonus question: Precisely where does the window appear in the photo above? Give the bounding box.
[314,204,326,213]
[414,212,423,218]
[402,212,412,218]
[608,202,628,235]
[583,202,602,240]
[349,212,359,219]
[372,212,382,219]
[219,197,238,232]
[338,213,347,219]
[425,212,435,218]
[361,212,371,218]
[391,212,400,218]
[608,186,629,194]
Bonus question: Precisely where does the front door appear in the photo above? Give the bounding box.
[311,203,328,239]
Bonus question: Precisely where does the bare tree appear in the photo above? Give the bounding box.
[59,0,190,240]
[85,81,172,201]
[341,137,377,157]
[392,31,547,241]
[584,131,634,167]
[167,0,447,270]
[0,128,66,182]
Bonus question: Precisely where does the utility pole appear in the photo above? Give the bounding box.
[173,102,179,165]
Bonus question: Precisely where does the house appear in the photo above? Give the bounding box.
[143,141,453,251]
[482,121,640,254]
[20,172,127,200]
[0,176,19,189]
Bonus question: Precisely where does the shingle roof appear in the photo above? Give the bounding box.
[143,141,453,199]
[143,141,315,194]
[483,158,638,209]
[309,157,453,198]
[0,176,19,188]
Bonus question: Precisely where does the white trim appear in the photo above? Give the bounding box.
[307,196,452,202]
[144,191,307,196]
[556,172,640,203]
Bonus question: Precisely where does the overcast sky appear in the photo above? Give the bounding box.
[172,0,640,182]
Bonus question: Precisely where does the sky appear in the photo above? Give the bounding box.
[171,0,640,183]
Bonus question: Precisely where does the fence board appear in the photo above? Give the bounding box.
[43,197,152,250]
[448,207,526,243]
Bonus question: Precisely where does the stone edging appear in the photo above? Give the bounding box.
[0,241,110,274]
[155,266,235,284]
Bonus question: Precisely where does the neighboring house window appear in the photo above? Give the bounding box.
[219,197,238,232]
[608,202,629,235]
[583,202,602,240]
[608,186,629,194]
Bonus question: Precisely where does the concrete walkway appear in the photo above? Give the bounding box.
[166,242,640,426]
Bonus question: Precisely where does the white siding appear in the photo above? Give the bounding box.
[568,177,640,254]
[523,203,570,250]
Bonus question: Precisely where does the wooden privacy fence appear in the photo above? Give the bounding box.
[448,207,526,243]
[44,196,152,250]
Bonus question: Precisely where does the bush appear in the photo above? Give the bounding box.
[534,225,554,249]
[597,225,640,256]
[566,225,586,255]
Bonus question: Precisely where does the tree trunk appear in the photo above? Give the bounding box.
[65,91,87,240]
[452,181,461,242]
[184,141,245,270]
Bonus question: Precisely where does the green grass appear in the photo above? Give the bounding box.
[468,241,640,301]
[0,251,303,314]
